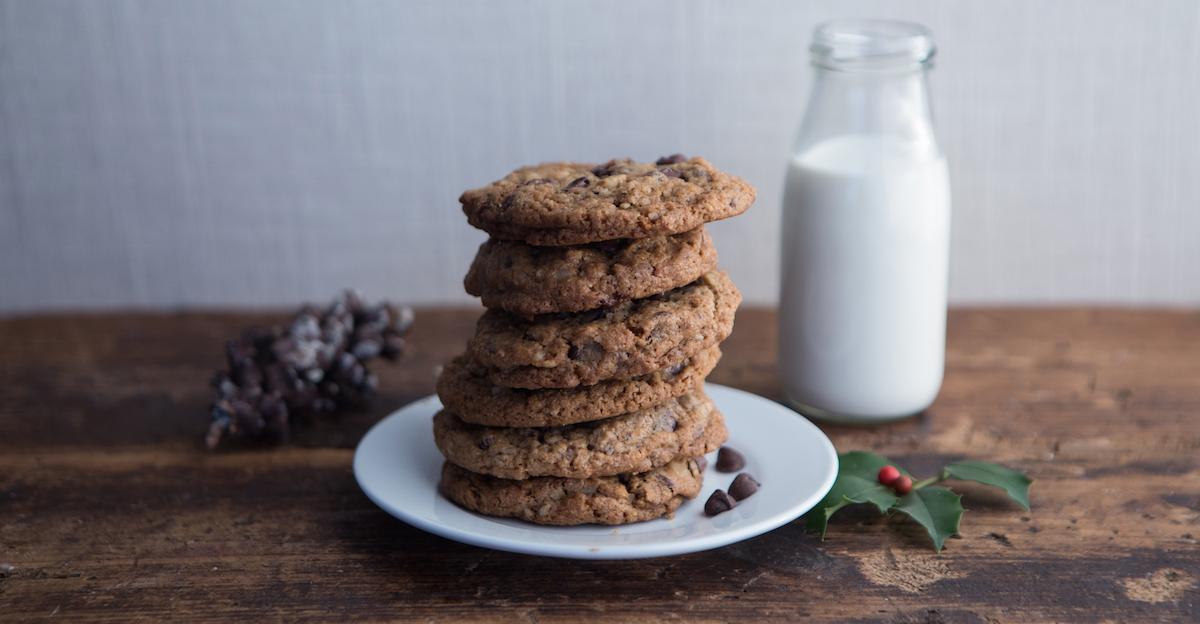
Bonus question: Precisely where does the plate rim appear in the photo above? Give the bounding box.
[353,383,839,560]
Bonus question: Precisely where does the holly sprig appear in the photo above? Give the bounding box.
[804,451,1032,551]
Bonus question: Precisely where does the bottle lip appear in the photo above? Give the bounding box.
[810,18,936,72]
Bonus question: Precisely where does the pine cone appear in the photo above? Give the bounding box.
[205,290,414,449]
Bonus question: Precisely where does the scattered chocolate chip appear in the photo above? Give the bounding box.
[565,176,589,189]
[704,490,737,517]
[695,456,708,472]
[716,446,746,472]
[728,473,760,501]
[658,168,682,179]
[656,154,686,165]
[477,434,494,451]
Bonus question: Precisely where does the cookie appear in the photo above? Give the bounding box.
[439,457,704,525]
[433,390,727,480]
[464,228,718,318]
[467,270,740,389]
[459,156,755,246]
[436,346,721,428]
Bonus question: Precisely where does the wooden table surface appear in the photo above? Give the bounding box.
[1,308,1197,622]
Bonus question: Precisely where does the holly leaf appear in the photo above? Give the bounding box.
[804,499,849,539]
[804,451,905,538]
[835,451,911,513]
[841,475,900,513]
[838,450,911,479]
[894,486,964,551]
[942,460,1032,510]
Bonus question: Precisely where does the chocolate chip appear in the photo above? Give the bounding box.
[478,434,493,450]
[658,168,682,179]
[695,455,708,472]
[591,162,616,177]
[566,176,589,189]
[660,362,685,380]
[728,473,760,501]
[654,412,678,432]
[704,490,737,517]
[716,446,745,472]
[656,154,686,165]
[567,341,604,363]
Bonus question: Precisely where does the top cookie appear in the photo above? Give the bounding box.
[459,155,755,246]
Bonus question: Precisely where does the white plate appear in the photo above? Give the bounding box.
[353,383,838,560]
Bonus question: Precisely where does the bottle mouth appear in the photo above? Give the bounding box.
[810,18,936,72]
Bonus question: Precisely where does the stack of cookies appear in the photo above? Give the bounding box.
[434,154,755,525]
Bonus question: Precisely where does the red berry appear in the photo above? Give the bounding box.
[878,465,901,486]
[893,475,913,495]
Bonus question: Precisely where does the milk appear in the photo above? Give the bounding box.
[779,134,950,421]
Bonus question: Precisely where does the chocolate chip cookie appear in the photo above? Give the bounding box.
[460,155,755,246]
[439,457,704,525]
[467,270,740,389]
[436,346,721,428]
[464,227,718,318]
[433,390,726,480]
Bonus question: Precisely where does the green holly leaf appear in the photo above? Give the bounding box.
[804,451,906,538]
[840,475,900,513]
[942,460,1032,510]
[837,450,909,478]
[893,486,964,552]
[804,499,849,539]
[835,451,912,512]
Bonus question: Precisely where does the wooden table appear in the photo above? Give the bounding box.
[1,308,1197,622]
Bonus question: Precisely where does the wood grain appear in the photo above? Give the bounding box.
[1,308,1197,622]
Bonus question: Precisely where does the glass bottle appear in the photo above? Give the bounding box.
[779,19,950,422]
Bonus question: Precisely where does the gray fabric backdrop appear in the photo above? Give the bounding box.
[2,0,1198,313]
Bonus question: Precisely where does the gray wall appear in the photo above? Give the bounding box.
[2,0,1198,313]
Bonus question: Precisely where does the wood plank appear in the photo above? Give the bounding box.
[1,308,1197,622]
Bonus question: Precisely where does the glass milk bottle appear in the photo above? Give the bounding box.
[780,19,950,422]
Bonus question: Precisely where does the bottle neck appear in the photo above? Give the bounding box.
[795,67,937,156]
[795,19,940,159]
